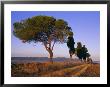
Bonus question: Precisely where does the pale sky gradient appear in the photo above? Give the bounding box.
[11,11,100,61]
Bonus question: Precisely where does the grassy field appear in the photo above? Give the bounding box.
[11,60,100,77]
[79,63,100,77]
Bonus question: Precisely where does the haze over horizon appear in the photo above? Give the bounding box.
[11,11,100,61]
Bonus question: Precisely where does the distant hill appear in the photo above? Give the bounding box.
[12,57,70,63]
[11,57,100,64]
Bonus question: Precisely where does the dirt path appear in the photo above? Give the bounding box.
[72,64,91,76]
[40,64,91,77]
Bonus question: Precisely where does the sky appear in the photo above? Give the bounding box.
[11,11,100,61]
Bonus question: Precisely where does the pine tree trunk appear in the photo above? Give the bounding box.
[44,42,54,63]
[48,48,53,63]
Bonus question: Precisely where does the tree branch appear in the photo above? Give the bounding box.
[44,43,49,51]
[49,43,51,48]
[51,41,55,50]
[48,35,52,48]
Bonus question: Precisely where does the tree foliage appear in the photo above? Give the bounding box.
[13,15,72,44]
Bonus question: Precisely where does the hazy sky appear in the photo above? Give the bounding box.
[11,11,100,61]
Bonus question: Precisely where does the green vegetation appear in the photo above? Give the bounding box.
[13,15,72,62]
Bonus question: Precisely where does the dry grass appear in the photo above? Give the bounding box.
[41,64,87,77]
[11,61,83,77]
[11,61,100,77]
[79,64,100,77]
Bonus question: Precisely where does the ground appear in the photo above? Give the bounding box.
[11,59,100,77]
